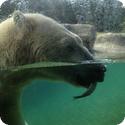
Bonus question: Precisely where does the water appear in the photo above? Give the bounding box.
[22,63,125,125]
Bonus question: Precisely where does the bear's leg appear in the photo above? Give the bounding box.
[0,90,26,125]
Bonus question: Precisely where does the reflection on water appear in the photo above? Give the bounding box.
[22,63,125,125]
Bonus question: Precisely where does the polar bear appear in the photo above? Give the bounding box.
[0,11,106,125]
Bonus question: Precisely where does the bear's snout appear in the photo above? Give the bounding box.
[94,64,106,82]
[95,64,106,73]
[73,63,106,99]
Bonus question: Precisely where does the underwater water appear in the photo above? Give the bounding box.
[22,63,125,125]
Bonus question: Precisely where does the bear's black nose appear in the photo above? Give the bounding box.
[95,64,106,73]
[101,65,106,72]
[94,64,106,82]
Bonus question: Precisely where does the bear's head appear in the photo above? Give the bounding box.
[1,11,106,98]
[0,11,107,125]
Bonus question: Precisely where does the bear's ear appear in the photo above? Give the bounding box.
[13,10,26,28]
